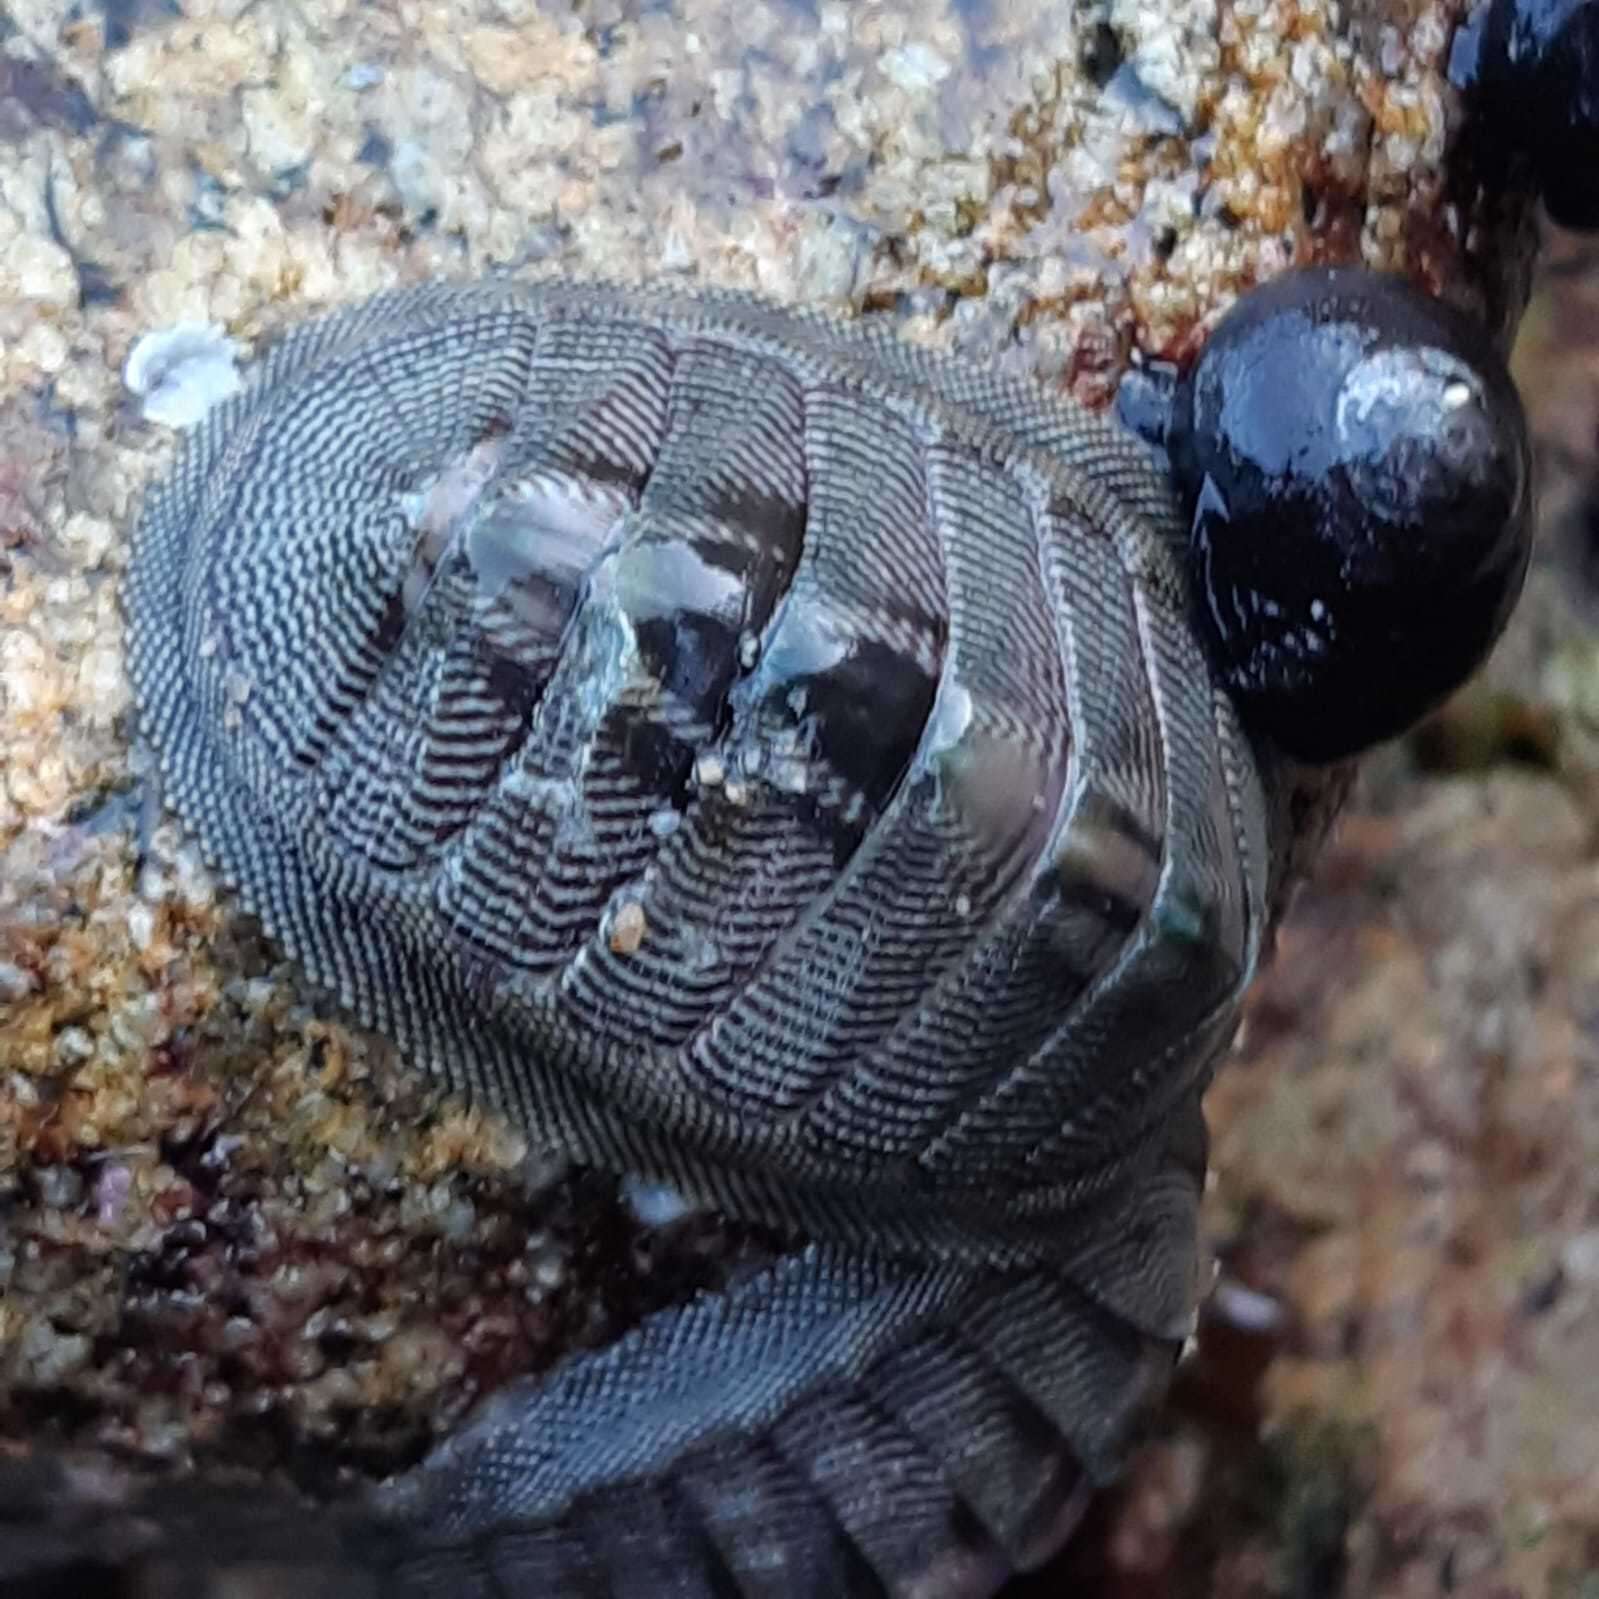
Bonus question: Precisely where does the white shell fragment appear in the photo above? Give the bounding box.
[124,323,246,428]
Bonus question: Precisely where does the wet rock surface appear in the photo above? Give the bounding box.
[0,0,1591,1593]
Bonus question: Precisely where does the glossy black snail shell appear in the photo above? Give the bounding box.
[1453,0,1599,231]
[111,270,1531,1596]
[1167,265,1533,764]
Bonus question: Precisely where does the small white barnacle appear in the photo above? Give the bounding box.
[694,753,726,789]
[768,760,809,796]
[685,928,721,970]
[123,322,245,427]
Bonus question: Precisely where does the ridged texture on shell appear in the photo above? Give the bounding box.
[121,278,1282,1595]
[124,279,1269,1243]
[365,1226,1186,1598]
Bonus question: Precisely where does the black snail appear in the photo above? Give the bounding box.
[1452,0,1599,232]
[12,266,1531,1596]
[1164,267,1533,763]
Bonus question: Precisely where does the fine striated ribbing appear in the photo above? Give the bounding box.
[122,277,1279,1595]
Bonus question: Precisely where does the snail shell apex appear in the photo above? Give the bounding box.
[1454,0,1599,231]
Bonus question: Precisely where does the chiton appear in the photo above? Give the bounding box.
[116,270,1531,1595]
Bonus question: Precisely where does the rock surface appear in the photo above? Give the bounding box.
[0,0,1590,1593]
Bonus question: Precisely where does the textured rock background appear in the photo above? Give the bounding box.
[0,0,1592,1593]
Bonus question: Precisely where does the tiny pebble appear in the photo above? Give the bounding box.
[94,1163,134,1227]
[0,961,34,1002]
[220,1317,257,1352]
[35,1164,85,1209]
[609,900,647,954]
[439,1196,478,1240]
[1210,1277,1287,1335]
[54,1025,95,1064]
[530,1244,568,1292]
[621,1175,698,1228]
[18,1323,92,1385]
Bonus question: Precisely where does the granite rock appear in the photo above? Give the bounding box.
[0,0,1588,1593]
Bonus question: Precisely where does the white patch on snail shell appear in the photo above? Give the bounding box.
[1335,344,1490,522]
